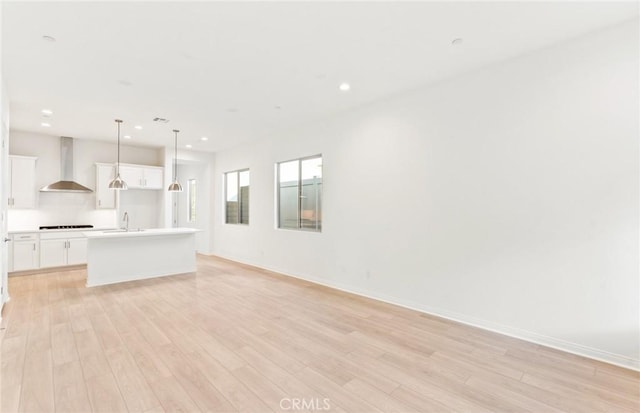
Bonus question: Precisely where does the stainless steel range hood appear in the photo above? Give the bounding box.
[40,137,93,192]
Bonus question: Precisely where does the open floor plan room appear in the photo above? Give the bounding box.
[1,256,638,412]
[1,2,639,412]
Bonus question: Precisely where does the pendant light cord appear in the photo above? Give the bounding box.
[173,129,179,181]
[115,119,123,175]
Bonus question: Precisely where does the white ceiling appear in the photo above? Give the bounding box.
[3,1,638,152]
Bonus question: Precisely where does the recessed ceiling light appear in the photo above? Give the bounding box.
[451,38,463,46]
[41,109,53,116]
[124,135,131,139]
[42,35,56,42]
[226,108,238,113]
[41,122,51,127]
[185,144,192,148]
[200,137,208,141]
[339,82,351,91]
[134,125,143,130]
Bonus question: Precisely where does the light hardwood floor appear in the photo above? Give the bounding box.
[1,255,638,412]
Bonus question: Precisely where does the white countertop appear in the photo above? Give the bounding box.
[84,227,200,239]
[9,227,117,235]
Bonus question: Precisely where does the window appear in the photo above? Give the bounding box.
[277,155,322,231]
[225,169,250,224]
[187,179,196,223]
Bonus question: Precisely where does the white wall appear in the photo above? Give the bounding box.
[211,20,639,369]
[164,149,215,253]
[177,162,208,252]
[119,190,162,230]
[8,131,163,230]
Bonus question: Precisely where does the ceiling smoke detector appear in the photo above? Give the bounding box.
[153,117,170,123]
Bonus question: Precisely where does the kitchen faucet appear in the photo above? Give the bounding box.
[122,211,129,231]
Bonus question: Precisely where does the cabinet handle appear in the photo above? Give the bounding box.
[98,200,101,207]
[32,243,35,251]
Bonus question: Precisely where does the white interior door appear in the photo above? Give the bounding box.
[1,103,9,311]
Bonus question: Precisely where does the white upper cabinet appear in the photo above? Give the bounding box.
[119,165,144,188]
[95,163,117,209]
[119,164,163,189]
[8,155,37,209]
[142,167,163,189]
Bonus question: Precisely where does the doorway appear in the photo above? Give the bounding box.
[175,161,207,253]
[1,100,9,313]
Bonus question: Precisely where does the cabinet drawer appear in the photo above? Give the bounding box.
[40,231,87,240]
[12,233,38,241]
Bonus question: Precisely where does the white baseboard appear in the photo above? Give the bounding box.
[211,253,639,372]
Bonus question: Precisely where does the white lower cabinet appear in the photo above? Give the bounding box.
[39,233,88,268]
[39,239,68,268]
[11,234,39,271]
[67,238,88,265]
[9,231,90,272]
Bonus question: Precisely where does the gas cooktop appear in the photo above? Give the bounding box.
[39,225,94,230]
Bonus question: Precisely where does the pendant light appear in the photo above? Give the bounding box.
[168,129,183,192]
[108,119,128,190]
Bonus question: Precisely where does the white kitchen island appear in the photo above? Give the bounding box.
[84,228,199,287]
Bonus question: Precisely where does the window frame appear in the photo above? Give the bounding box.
[187,178,196,223]
[224,168,250,225]
[276,154,322,232]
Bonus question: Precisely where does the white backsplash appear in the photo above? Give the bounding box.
[8,192,117,231]
[118,190,162,230]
